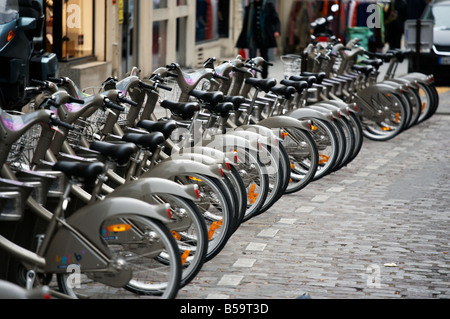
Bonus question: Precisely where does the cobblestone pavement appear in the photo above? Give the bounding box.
[175,90,450,300]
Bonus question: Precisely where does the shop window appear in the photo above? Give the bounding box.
[152,20,167,71]
[196,0,218,43]
[46,0,94,61]
[153,0,167,9]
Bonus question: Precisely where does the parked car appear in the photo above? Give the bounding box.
[409,0,450,83]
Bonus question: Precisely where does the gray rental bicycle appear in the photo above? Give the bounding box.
[24,82,210,287]
[43,75,236,264]
[0,106,182,299]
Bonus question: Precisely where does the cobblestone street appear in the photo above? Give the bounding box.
[176,89,450,300]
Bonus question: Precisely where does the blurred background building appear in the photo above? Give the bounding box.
[39,0,429,89]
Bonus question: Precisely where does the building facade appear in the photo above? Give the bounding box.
[42,0,292,89]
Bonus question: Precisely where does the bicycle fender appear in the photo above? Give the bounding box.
[44,198,171,274]
[285,108,333,122]
[142,158,224,180]
[226,130,275,148]
[314,102,350,120]
[308,105,339,120]
[315,100,354,118]
[169,148,235,170]
[107,177,199,202]
[257,116,312,132]
[203,133,260,154]
[400,72,429,83]
[232,124,281,144]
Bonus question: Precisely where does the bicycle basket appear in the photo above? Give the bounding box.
[6,111,42,170]
[0,179,35,221]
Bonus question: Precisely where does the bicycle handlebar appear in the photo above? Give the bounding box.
[213,72,229,81]
[103,98,125,112]
[49,115,75,130]
[117,95,138,107]
[154,83,173,92]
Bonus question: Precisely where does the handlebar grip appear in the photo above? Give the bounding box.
[118,95,138,107]
[166,72,178,78]
[30,79,47,87]
[213,73,229,81]
[47,99,60,107]
[139,81,157,91]
[232,66,248,73]
[104,99,125,112]
[49,116,74,130]
[48,77,66,85]
[155,83,173,92]
[67,96,85,105]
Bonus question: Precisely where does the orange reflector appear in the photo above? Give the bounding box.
[319,154,330,165]
[171,230,181,240]
[180,250,190,265]
[310,124,318,131]
[395,112,400,124]
[189,176,203,182]
[381,126,392,131]
[208,220,223,240]
[7,30,15,42]
[248,184,259,204]
[422,102,426,112]
[106,224,132,233]
[281,131,289,139]
[290,163,295,170]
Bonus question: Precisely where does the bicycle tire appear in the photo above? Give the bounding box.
[150,194,208,288]
[57,215,182,299]
[307,119,339,180]
[176,174,235,262]
[359,92,407,141]
[282,126,319,194]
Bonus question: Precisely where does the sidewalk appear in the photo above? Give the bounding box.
[175,86,450,300]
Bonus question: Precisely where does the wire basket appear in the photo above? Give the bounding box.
[281,54,302,79]
[6,111,42,170]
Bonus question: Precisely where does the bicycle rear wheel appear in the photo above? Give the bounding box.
[57,215,182,299]
[149,194,208,288]
[359,92,407,141]
[176,174,235,262]
[282,127,319,194]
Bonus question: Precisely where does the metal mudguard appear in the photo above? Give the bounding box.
[229,124,281,146]
[284,108,332,122]
[308,105,338,120]
[202,133,260,155]
[317,100,358,118]
[257,115,313,132]
[142,157,223,180]
[400,72,429,83]
[44,198,171,274]
[107,177,199,202]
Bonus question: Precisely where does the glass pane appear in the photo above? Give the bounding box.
[153,0,167,9]
[177,0,186,5]
[153,20,167,71]
[196,0,218,43]
[62,0,93,60]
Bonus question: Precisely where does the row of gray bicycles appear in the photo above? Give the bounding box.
[0,36,438,299]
